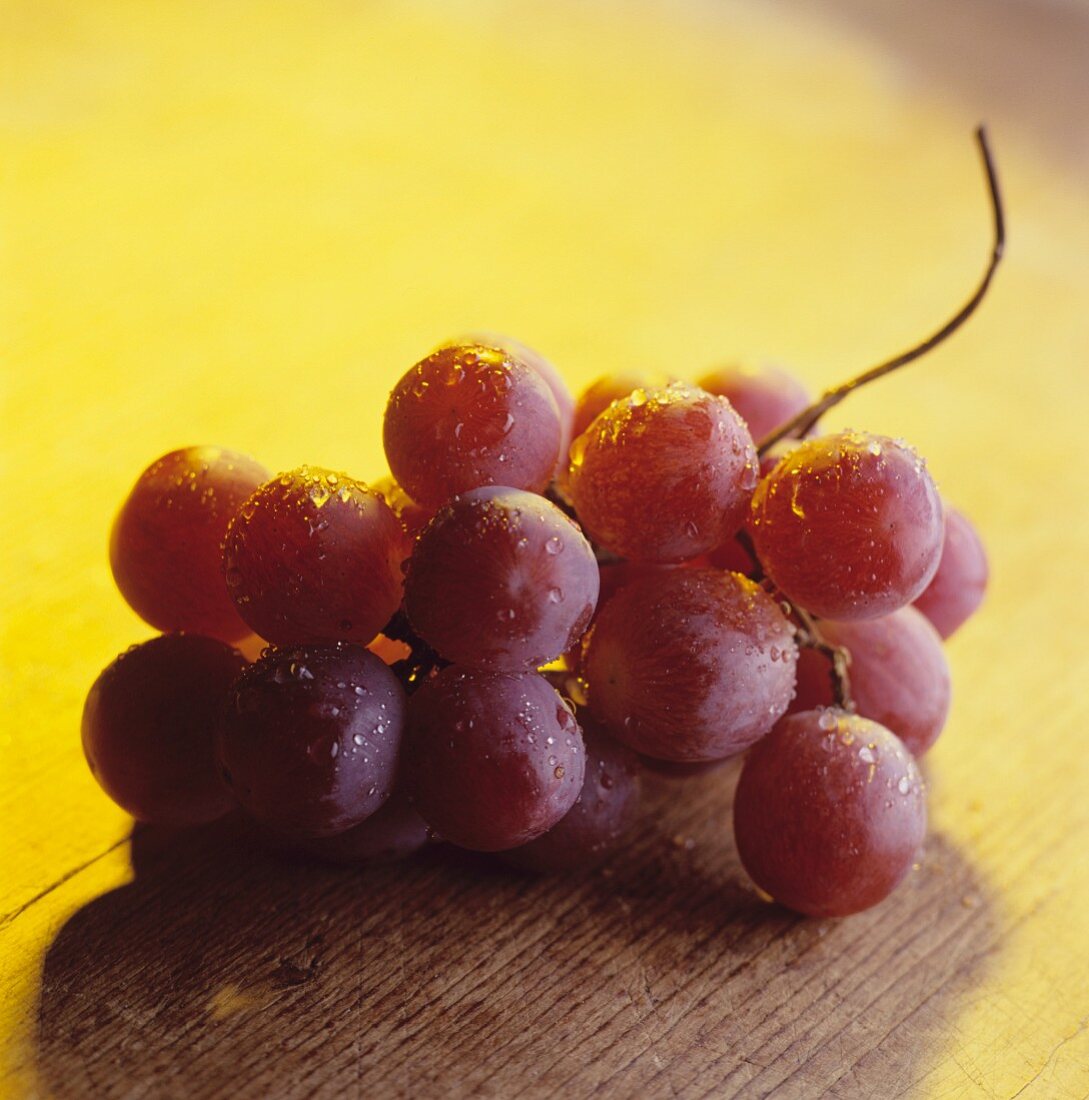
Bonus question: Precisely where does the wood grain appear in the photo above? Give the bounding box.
[31,770,999,1099]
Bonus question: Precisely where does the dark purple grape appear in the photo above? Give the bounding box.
[789,606,951,757]
[218,643,405,838]
[583,569,797,762]
[734,709,927,917]
[750,431,944,620]
[503,723,642,872]
[402,667,584,851]
[913,505,989,638]
[568,383,758,562]
[223,466,409,647]
[82,634,244,826]
[383,342,563,508]
[697,362,810,442]
[405,487,599,671]
[110,446,269,642]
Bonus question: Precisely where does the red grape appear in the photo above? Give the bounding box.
[503,722,642,872]
[583,568,797,762]
[402,667,585,851]
[223,466,409,646]
[82,634,244,826]
[750,431,944,620]
[697,361,810,443]
[405,487,599,671]
[734,709,927,917]
[383,342,563,507]
[790,606,951,757]
[110,446,269,642]
[568,383,758,562]
[913,505,989,638]
[218,643,405,837]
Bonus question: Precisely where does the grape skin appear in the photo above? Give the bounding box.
[457,333,575,477]
[82,634,245,826]
[218,643,405,838]
[584,568,798,762]
[110,446,269,642]
[734,709,927,917]
[383,342,563,508]
[751,430,944,620]
[568,382,758,563]
[913,505,989,639]
[402,667,585,851]
[790,606,951,757]
[405,487,599,671]
[223,466,409,647]
[697,362,810,443]
[502,722,642,872]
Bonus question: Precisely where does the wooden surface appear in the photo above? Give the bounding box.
[3,2,1089,1097]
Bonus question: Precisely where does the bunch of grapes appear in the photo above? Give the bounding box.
[82,131,1002,919]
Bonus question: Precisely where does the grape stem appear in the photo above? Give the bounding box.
[791,605,855,711]
[757,125,1005,455]
[382,609,449,693]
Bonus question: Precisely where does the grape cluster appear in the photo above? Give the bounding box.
[84,329,990,919]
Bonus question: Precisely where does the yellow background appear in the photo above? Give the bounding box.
[3,1,1088,1095]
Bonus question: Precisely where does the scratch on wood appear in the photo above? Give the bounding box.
[0,836,129,931]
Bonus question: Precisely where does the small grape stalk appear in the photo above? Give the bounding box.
[85,128,1001,921]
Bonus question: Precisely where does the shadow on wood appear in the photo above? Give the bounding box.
[34,770,998,1098]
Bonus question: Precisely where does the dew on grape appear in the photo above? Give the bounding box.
[402,666,585,851]
[405,487,598,671]
[223,466,409,646]
[218,643,405,837]
[568,382,758,562]
[750,430,944,620]
[734,709,927,917]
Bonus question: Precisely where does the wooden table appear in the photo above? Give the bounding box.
[3,2,1088,1096]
